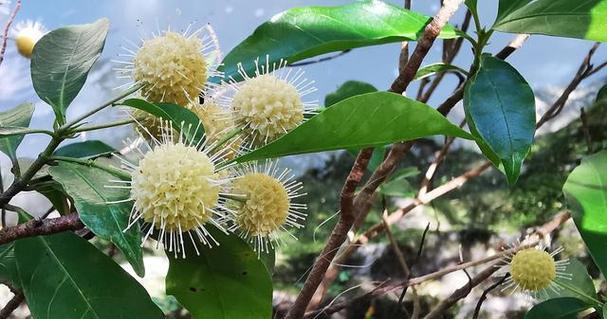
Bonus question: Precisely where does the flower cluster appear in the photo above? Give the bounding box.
[110,25,315,257]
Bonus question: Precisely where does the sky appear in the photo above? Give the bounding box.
[0,0,605,162]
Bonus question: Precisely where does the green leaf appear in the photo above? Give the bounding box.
[54,140,116,159]
[0,243,18,289]
[31,18,109,125]
[48,162,145,277]
[414,63,467,81]
[30,180,71,215]
[0,103,34,161]
[493,0,607,42]
[15,232,164,319]
[597,84,607,102]
[236,92,473,162]
[166,228,272,319]
[220,1,459,81]
[464,55,535,184]
[379,167,419,197]
[325,81,378,107]
[122,98,204,144]
[525,297,589,319]
[543,259,597,302]
[563,150,607,276]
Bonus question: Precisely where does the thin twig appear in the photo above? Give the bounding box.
[289,50,352,67]
[0,0,21,67]
[472,274,508,319]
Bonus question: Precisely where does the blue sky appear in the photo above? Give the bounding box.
[0,0,605,158]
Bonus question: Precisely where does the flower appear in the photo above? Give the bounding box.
[501,245,570,296]
[110,120,235,257]
[11,20,47,58]
[225,56,317,148]
[228,160,307,254]
[114,24,222,106]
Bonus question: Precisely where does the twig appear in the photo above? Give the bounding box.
[284,149,373,319]
[0,291,24,319]
[0,0,21,68]
[472,274,508,319]
[382,212,420,319]
[0,214,84,245]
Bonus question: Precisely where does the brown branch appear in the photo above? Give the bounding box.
[390,0,465,94]
[0,291,24,319]
[284,149,373,319]
[0,214,84,245]
[0,0,20,68]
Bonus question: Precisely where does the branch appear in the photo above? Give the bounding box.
[0,0,21,68]
[0,214,84,245]
[284,148,373,319]
[289,50,351,67]
[0,291,24,319]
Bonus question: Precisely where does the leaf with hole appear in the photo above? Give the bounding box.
[15,232,163,319]
[563,150,607,277]
[31,18,109,125]
[219,1,459,81]
[49,161,144,277]
[464,55,536,184]
[166,228,272,319]
[236,92,473,162]
[493,0,607,42]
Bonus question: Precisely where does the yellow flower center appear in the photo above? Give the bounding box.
[232,74,304,145]
[133,32,207,105]
[233,173,290,236]
[510,248,556,291]
[130,143,219,232]
[15,34,36,58]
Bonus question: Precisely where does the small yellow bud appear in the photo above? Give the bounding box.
[12,20,46,58]
[233,173,290,236]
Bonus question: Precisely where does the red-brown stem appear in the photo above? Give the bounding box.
[0,0,21,67]
[0,214,84,245]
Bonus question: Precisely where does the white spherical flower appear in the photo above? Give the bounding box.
[110,121,234,258]
[11,20,47,58]
[226,57,318,148]
[114,25,222,106]
[229,161,307,254]
[187,98,242,159]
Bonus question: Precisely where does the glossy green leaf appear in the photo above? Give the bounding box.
[0,103,34,161]
[166,228,272,319]
[542,259,597,302]
[122,98,204,144]
[54,140,116,159]
[31,180,71,215]
[31,19,109,125]
[325,81,377,107]
[563,150,607,276]
[493,0,607,42]
[15,232,163,319]
[220,1,459,81]
[464,55,535,184]
[414,63,467,81]
[48,162,144,277]
[525,297,589,319]
[236,92,473,162]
